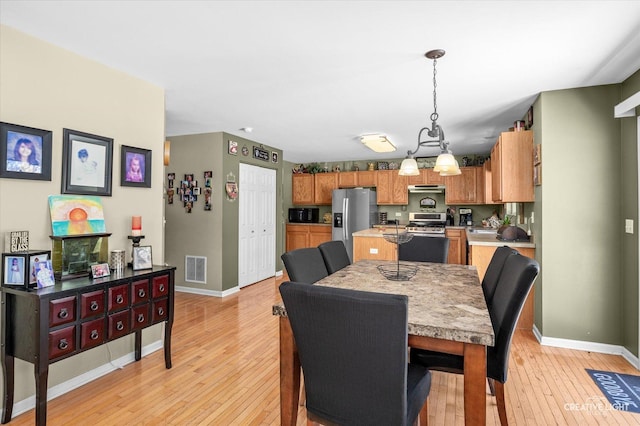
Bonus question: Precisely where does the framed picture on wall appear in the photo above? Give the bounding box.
[120,145,152,188]
[0,122,52,181]
[61,128,113,196]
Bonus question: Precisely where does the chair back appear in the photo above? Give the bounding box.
[482,246,519,307]
[318,240,351,274]
[398,236,450,263]
[279,281,412,426]
[487,253,540,383]
[281,248,328,283]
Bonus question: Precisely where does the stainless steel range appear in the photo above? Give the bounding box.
[406,212,447,236]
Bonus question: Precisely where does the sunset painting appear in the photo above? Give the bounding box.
[48,195,107,236]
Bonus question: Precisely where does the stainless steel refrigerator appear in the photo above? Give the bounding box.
[332,188,378,262]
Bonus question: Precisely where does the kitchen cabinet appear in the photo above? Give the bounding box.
[356,170,377,187]
[376,170,408,205]
[444,167,480,204]
[491,130,534,202]
[338,172,358,188]
[292,174,314,205]
[468,245,535,329]
[286,224,331,251]
[352,236,398,262]
[407,168,445,185]
[482,159,499,205]
[445,228,467,265]
[314,173,338,205]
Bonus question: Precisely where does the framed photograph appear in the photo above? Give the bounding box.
[35,260,55,288]
[534,164,542,186]
[120,145,151,188]
[527,106,534,128]
[90,263,110,278]
[416,157,438,169]
[29,252,49,285]
[0,122,52,181]
[377,161,389,170]
[61,128,113,196]
[132,246,153,270]
[272,151,278,163]
[228,140,238,155]
[3,254,25,286]
[533,144,541,165]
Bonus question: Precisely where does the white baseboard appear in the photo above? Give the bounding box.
[11,340,163,418]
[175,285,239,297]
[532,325,640,370]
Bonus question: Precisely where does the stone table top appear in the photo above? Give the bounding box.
[273,259,495,347]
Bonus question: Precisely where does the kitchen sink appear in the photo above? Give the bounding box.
[469,228,497,234]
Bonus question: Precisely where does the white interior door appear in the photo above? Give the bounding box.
[238,163,276,287]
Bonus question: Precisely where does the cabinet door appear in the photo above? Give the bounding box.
[357,171,376,187]
[445,167,478,204]
[286,225,310,251]
[314,173,338,205]
[491,136,503,202]
[353,236,397,262]
[445,229,466,265]
[482,159,499,205]
[309,226,331,247]
[338,172,357,188]
[424,169,445,185]
[292,174,314,205]
[376,171,392,204]
[376,171,407,205]
[407,170,426,185]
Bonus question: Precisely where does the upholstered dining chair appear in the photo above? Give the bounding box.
[410,252,539,426]
[317,240,351,274]
[482,246,519,307]
[398,236,450,263]
[281,248,329,283]
[280,281,432,426]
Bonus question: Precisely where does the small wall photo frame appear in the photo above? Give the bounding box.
[132,246,153,270]
[121,145,152,188]
[90,263,110,278]
[533,144,541,165]
[0,121,52,181]
[61,128,113,196]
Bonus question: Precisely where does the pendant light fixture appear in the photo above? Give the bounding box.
[399,49,461,176]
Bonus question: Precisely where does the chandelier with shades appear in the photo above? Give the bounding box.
[399,49,461,177]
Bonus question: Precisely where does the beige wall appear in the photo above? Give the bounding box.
[0,26,165,401]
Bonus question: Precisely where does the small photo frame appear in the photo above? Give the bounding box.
[61,128,113,196]
[132,246,153,270]
[228,140,238,155]
[272,152,279,163]
[377,161,389,170]
[35,260,55,288]
[0,121,53,181]
[534,164,542,186]
[29,252,49,285]
[3,255,25,286]
[121,145,152,188]
[91,263,110,278]
[533,144,541,165]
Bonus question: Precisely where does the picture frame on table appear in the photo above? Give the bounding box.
[35,260,55,288]
[0,121,52,181]
[2,250,51,289]
[132,246,153,271]
[61,128,113,196]
[90,263,110,278]
[120,145,152,188]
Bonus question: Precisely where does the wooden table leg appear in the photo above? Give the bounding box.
[1,353,14,424]
[279,316,300,426]
[463,343,486,425]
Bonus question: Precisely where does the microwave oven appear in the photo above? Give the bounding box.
[288,208,319,223]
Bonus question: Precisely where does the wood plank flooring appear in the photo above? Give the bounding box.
[7,274,639,425]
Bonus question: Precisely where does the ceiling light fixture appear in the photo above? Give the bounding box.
[361,134,396,153]
[399,49,461,176]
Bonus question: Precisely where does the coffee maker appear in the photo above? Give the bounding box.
[459,208,473,226]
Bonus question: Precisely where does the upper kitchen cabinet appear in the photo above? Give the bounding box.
[407,168,445,185]
[376,170,408,205]
[314,172,338,205]
[338,170,377,188]
[292,173,314,205]
[491,130,534,202]
[444,166,480,204]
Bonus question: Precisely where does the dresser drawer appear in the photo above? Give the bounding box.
[49,325,75,360]
[108,310,130,340]
[108,284,129,312]
[131,304,150,330]
[152,299,168,323]
[132,279,150,305]
[152,275,169,298]
[80,290,105,319]
[81,318,105,350]
[49,296,76,327]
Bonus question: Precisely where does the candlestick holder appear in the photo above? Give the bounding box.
[127,235,145,267]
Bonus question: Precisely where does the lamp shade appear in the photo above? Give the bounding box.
[439,160,462,176]
[398,158,420,176]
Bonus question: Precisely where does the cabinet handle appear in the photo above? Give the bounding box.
[158,284,165,292]
[116,321,124,331]
[137,314,145,323]
[58,339,68,350]
[90,301,99,311]
[138,289,146,298]
[116,294,124,304]
[157,307,164,316]
[58,308,69,319]
[90,330,99,340]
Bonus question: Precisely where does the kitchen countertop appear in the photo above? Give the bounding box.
[286,222,331,226]
[466,227,535,248]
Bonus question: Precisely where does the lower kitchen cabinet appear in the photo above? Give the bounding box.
[0,266,176,426]
[445,228,467,265]
[352,236,398,262]
[285,224,332,251]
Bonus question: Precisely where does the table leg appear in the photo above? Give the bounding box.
[279,317,300,426]
[164,319,173,369]
[135,330,142,361]
[1,353,14,424]
[463,343,486,425]
[34,364,48,426]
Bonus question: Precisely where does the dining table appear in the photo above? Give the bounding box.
[273,259,495,425]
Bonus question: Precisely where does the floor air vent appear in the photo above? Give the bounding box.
[185,256,206,283]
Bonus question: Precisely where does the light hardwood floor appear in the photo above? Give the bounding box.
[7,274,639,425]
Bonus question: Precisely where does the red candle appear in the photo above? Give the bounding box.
[132,216,142,236]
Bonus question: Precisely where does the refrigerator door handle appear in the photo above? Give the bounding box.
[344,198,349,240]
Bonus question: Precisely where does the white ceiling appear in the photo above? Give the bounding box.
[2,1,640,164]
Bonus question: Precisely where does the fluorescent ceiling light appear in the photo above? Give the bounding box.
[361,134,396,153]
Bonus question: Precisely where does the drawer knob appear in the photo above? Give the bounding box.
[157,307,164,316]
[58,339,68,350]
[90,330,99,340]
[90,301,99,311]
[58,308,69,319]
[138,289,146,298]
[158,284,165,292]
[116,321,124,331]
[137,314,145,323]
[116,294,124,304]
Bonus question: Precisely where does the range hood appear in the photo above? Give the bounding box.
[408,184,445,194]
